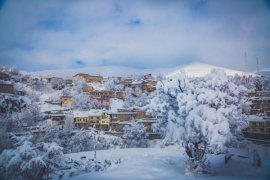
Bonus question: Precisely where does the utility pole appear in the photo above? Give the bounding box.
[256,58,259,74]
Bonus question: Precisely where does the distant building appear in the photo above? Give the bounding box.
[0,82,14,94]
[119,78,157,93]
[14,90,25,96]
[49,114,67,125]
[243,116,270,141]
[74,73,103,83]
[82,86,94,93]
[109,108,156,122]
[110,111,137,122]
[110,118,161,139]
[61,96,73,107]
[110,121,131,132]
[89,91,124,108]
[47,77,63,83]
[247,91,270,116]
[65,79,73,86]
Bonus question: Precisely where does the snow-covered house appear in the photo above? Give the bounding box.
[136,118,159,133]
[247,91,270,116]
[243,115,270,141]
[0,72,9,81]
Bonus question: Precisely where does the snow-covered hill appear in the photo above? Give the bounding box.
[258,69,270,77]
[26,63,256,78]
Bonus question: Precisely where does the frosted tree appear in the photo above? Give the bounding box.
[148,69,248,174]
[72,94,95,110]
[123,122,148,148]
[104,79,124,91]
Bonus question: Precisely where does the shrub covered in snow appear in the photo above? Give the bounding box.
[42,126,122,154]
[0,138,66,179]
[123,122,148,148]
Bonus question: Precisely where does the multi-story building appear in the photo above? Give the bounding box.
[110,111,137,122]
[0,72,10,81]
[247,91,270,116]
[243,91,270,142]
[83,86,94,93]
[119,78,157,93]
[243,116,270,140]
[110,108,155,121]
[74,73,103,83]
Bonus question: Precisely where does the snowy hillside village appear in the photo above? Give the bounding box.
[1,66,270,179]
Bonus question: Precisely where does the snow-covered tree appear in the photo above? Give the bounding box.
[0,139,65,179]
[122,122,148,148]
[148,69,248,174]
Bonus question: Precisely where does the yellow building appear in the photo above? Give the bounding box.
[243,115,270,141]
[73,110,110,130]
[99,112,110,129]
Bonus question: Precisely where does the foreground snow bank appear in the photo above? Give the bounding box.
[65,145,270,180]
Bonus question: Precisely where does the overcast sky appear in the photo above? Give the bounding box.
[0,0,269,72]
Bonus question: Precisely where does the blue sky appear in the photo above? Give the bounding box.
[0,0,270,71]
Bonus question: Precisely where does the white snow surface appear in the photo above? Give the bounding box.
[65,145,270,180]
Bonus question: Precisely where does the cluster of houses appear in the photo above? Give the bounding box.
[243,91,270,143]
[0,72,25,95]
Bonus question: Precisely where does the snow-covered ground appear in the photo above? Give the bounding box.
[64,144,270,180]
[166,63,256,78]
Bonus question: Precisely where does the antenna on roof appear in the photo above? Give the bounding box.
[256,58,259,74]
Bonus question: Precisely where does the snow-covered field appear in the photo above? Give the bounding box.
[26,63,256,78]
[64,144,270,180]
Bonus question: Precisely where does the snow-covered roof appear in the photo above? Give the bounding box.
[111,121,131,125]
[247,115,270,122]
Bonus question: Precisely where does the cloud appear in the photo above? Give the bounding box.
[0,0,269,71]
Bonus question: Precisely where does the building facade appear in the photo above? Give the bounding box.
[74,73,103,83]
